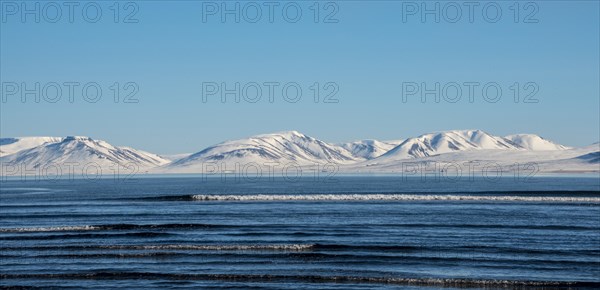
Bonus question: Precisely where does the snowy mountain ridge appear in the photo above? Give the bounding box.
[1,130,596,175]
[167,131,358,172]
[0,136,170,174]
[378,130,522,160]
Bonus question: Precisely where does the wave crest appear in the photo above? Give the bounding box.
[191,194,600,203]
[0,225,99,233]
[98,244,315,251]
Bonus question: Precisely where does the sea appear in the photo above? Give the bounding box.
[1,176,599,289]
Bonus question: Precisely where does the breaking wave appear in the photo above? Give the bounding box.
[190,194,600,203]
[0,244,316,251]
[0,225,100,232]
[96,244,315,251]
[0,223,222,233]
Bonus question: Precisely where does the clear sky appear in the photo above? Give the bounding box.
[1,1,599,154]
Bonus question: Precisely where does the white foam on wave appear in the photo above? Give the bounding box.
[191,194,600,203]
[102,244,315,251]
[0,225,100,233]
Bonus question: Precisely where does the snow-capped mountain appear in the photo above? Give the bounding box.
[378,130,521,160]
[505,134,570,150]
[340,139,402,159]
[163,129,588,174]
[2,130,595,175]
[167,131,358,171]
[349,145,598,174]
[0,136,170,174]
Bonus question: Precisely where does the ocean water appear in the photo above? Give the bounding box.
[1,176,599,289]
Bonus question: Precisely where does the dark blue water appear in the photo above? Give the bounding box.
[1,177,599,289]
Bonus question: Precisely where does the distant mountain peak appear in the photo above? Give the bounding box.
[0,136,169,171]
[167,131,358,170]
[379,130,519,160]
[505,134,570,150]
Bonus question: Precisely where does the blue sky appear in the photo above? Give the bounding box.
[1,1,599,154]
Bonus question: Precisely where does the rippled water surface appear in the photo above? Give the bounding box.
[1,177,599,289]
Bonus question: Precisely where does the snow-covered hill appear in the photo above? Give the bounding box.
[505,134,570,150]
[166,131,358,172]
[378,130,521,160]
[348,142,598,174]
[162,129,592,174]
[0,136,170,175]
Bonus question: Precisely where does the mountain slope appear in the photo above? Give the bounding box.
[347,144,598,174]
[164,129,579,173]
[378,130,521,160]
[167,131,358,171]
[505,134,570,150]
